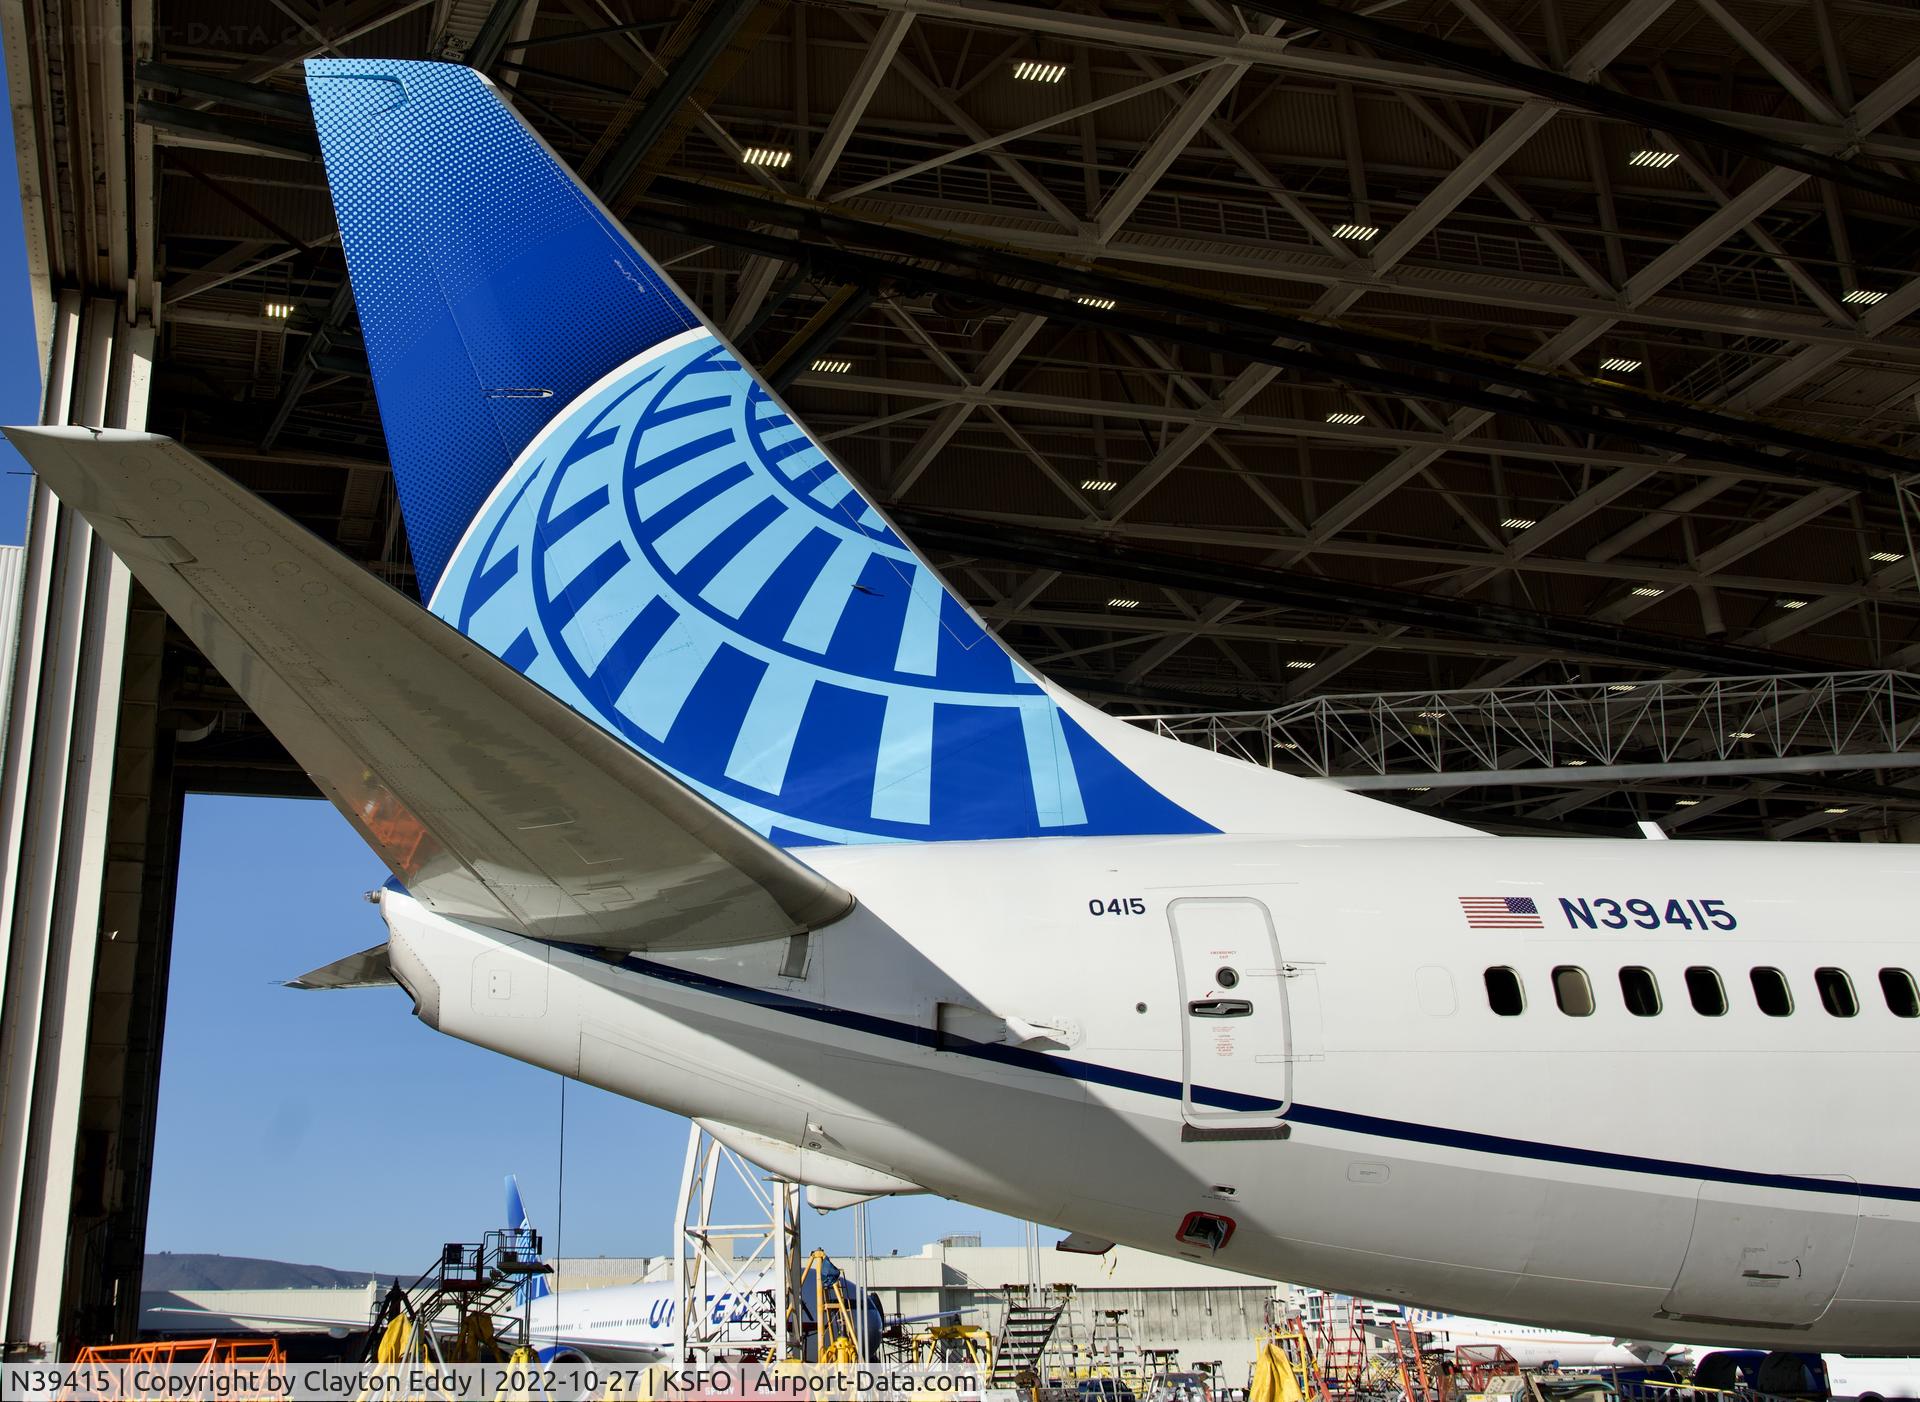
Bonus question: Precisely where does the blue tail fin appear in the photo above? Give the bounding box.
[306,61,1461,847]
[506,1175,551,1306]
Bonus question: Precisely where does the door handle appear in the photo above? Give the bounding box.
[1188,998,1253,1018]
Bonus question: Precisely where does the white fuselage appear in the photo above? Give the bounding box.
[380,833,1920,1354]
[1413,1314,1685,1368]
[525,1277,748,1358]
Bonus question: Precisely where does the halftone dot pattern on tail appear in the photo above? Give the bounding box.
[306,60,698,593]
[308,59,1214,847]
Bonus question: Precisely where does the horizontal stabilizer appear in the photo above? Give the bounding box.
[285,942,394,989]
[7,427,853,950]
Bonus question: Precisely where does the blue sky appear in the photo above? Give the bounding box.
[148,796,1030,1274]
[0,33,42,542]
[0,45,1021,1275]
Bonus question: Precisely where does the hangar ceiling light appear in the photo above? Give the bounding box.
[1630,586,1666,597]
[1331,222,1379,239]
[1014,60,1067,83]
[1501,516,1537,530]
[1629,149,1678,168]
[1324,411,1365,425]
[741,146,792,169]
[1075,295,1117,310]
[1080,478,1116,492]
[1107,597,1139,609]
[810,357,852,374]
[1599,357,1641,373]
[1843,289,1888,305]
[1871,551,1905,562]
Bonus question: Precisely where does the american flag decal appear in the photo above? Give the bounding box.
[1459,895,1544,928]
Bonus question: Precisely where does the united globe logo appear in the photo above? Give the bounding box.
[431,329,1206,846]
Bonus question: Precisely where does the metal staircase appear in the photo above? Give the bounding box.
[367,1226,549,1362]
[990,1286,1071,1388]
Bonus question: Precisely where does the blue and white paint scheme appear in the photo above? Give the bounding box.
[427,326,1211,846]
[14,56,1920,1373]
[304,56,1456,850]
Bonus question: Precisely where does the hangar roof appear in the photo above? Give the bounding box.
[12,0,1920,836]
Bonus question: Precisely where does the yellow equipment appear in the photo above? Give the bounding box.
[913,1324,994,1371]
[798,1247,865,1364]
[1251,1338,1310,1402]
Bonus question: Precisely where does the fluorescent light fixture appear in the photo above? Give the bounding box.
[1080,478,1117,492]
[1564,759,1588,766]
[1501,516,1537,530]
[1608,683,1637,693]
[264,300,292,319]
[1674,798,1700,807]
[1729,731,1756,740]
[1599,357,1642,373]
[1014,60,1067,83]
[1107,597,1139,609]
[1332,222,1379,240]
[1871,550,1905,562]
[1629,149,1678,169]
[741,146,792,169]
[1843,289,1887,306]
[1075,295,1117,311]
[810,358,852,374]
[1407,785,1432,792]
[1276,741,1300,750]
[1630,586,1666,598]
[1417,710,1447,720]
[1285,660,1316,670]
[1778,598,1808,610]
[1825,806,1850,814]
[1324,411,1365,425]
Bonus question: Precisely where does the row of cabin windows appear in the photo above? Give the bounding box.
[1482,964,1920,1020]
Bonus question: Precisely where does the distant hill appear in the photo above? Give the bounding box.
[144,1253,398,1291]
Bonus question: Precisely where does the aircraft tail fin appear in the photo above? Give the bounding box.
[506,1175,552,1305]
[304,60,1469,846]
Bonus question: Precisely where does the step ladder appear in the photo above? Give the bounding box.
[369,1226,549,1362]
[991,1289,1071,1388]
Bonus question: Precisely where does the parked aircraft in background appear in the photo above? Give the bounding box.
[1413,1315,1688,1369]
[17,57,1920,1363]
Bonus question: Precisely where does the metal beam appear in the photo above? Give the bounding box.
[890,507,1827,673]
[805,9,912,197]
[1331,752,1920,790]
[593,0,765,203]
[1230,0,1920,203]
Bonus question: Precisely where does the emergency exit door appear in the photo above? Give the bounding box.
[1170,898,1291,1131]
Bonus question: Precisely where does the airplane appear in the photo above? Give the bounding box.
[1405,1313,1690,1369]
[153,1175,885,1363]
[503,1174,886,1363]
[13,56,1919,1366]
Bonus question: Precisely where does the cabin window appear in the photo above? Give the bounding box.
[1685,966,1727,1016]
[1619,966,1661,1017]
[1879,968,1920,1018]
[1552,966,1594,1017]
[1483,966,1525,1016]
[1750,966,1794,1017]
[1814,967,1858,1018]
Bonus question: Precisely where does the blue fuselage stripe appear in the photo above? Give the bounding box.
[591,949,1920,1205]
